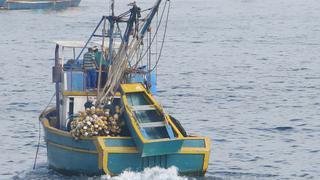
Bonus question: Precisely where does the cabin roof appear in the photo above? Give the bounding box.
[54,40,121,48]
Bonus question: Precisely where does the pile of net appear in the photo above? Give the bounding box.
[70,106,124,140]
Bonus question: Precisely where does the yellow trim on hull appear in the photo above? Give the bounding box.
[62,91,121,97]
[47,141,98,154]
[95,137,111,175]
[203,137,211,173]
[63,91,97,96]
[93,139,103,170]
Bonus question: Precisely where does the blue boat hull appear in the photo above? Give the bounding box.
[0,0,5,7]
[40,109,210,176]
[1,0,81,10]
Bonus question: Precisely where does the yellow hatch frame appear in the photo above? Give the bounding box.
[120,83,184,143]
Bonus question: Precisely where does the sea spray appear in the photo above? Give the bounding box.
[100,166,188,180]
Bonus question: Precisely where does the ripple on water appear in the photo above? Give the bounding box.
[249,127,294,133]
[273,126,294,131]
[289,118,303,122]
[212,171,278,179]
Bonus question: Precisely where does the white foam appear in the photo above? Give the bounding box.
[100,166,188,180]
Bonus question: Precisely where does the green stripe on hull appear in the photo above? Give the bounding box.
[141,140,184,157]
[105,138,136,147]
[182,139,205,148]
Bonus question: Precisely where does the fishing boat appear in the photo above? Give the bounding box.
[0,0,81,10]
[39,0,210,176]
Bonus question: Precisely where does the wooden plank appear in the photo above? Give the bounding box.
[131,105,156,111]
[139,121,165,128]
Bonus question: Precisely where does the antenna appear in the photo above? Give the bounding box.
[110,0,114,16]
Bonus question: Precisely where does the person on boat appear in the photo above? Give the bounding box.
[93,46,99,62]
[84,97,95,109]
[83,47,97,90]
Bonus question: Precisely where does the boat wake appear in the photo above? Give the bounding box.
[12,164,188,180]
[101,166,188,180]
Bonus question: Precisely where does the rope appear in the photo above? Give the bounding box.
[98,12,150,104]
[148,0,171,72]
[98,1,168,104]
[132,0,169,68]
[33,116,41,170]
[33,93,56,170]
[40,92,56,115]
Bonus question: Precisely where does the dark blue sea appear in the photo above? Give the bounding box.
[1,0,320,179]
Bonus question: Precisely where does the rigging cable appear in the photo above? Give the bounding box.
[149,0,171,72]
[33,92,56,170]
[133,0,169,68]
[115,21,132,67]
[98,1,168,103]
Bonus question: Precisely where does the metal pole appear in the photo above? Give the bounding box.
[97,17,107,97]
[54,44,60,125]
[110,0,114,16]
[140,0,163,38]
[148,30,152,87]
[75,17,105,62]
[108,17,115,65]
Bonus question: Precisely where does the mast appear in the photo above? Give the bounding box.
[97,0,115,98]
[97,19,106,96]
[108,1,115,65]
[97,0,165,104]
[110,0,114,16]
[139,0,163,38]
[54,44,61,126]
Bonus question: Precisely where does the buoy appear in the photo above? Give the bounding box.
[69,106,124,140]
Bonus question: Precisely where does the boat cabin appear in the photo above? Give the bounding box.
[53,41,117,130]
[52,41,156,131]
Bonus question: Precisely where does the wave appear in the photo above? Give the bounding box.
[12,165,188,180]
[102,167,187,180]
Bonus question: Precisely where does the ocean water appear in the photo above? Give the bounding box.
[1,0,320,179]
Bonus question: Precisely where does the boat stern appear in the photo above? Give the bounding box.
[95,136,210,176]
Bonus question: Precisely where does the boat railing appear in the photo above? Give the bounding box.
[55,42,109,93]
